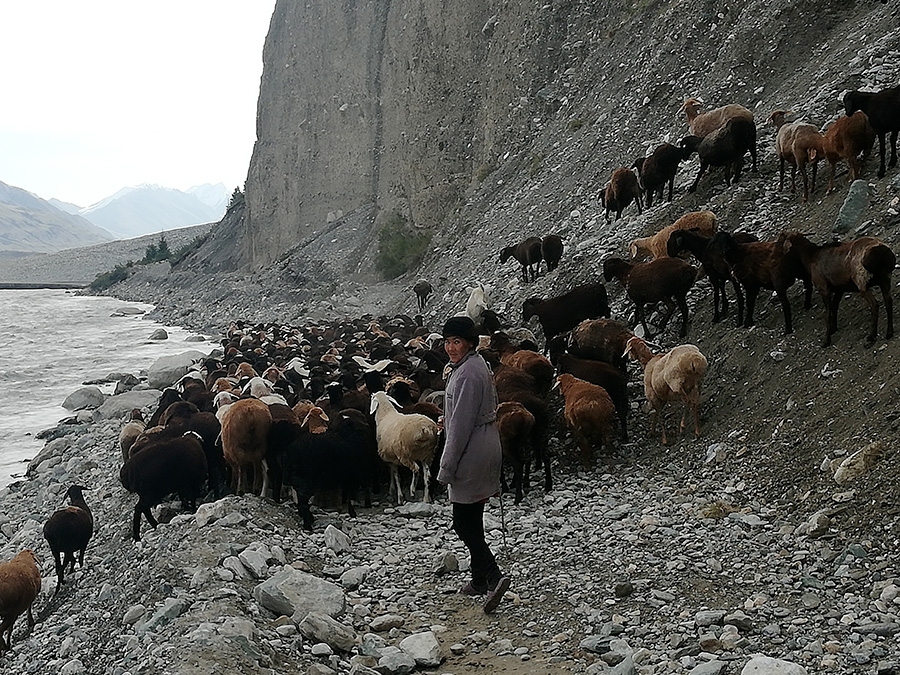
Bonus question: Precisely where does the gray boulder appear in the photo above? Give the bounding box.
[399,631,442,667]
[252,566,346,622]
[298,612,357,652]
[61,386,105,411]
[148,328,168,340]
[740,656,808,674]
[147,350,207,389]
[92,389,162,420]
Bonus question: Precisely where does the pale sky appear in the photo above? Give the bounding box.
[0,1,277,207]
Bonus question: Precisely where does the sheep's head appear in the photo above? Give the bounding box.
[499,246,514,263]
[678,135,702,155]
[768,109,791,129]
[679,97,703,115]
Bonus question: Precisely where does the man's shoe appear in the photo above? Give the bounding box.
[483,576,510,614]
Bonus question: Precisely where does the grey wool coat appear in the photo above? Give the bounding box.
[437,350,502,503]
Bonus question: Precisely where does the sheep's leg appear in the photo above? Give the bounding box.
[879,280,894,339]
[132,503,144,541]
[408,466,418,500]
[821,292,838,347]
[53,550,64,586]
[676,294,690,337]
[778,158,786,192]
[259,459,269,497]
[731,278,745,327]
[572,429,593,470]
[666,178,674,202]
[799,164,809,202]
[860,289,879,345]
[826,160,838,194]
[811,161,818,196]
[711,278,722,323]
[422,462,432,503]
[789,164,798,194]
[776,290,794,334]
[635,304,653,338]
[689,164,707,192]
[890,130,898,169]
[877,133,887,178]
[390,465,403,504]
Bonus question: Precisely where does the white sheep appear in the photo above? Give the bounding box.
[369,391,440,504]
[465,282,491,324]
[623,336,707,445]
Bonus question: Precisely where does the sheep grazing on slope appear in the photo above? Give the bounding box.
[632,142,691,207]
[556,373,617,471]
[541,234,564,272]
[624,336,708,446]
[600,167,643,222]
[500,237,543,282]
[43,485,93,590]
[679,97,757,170]
[522,283,611,348]
[843,86,900,178]
[770,110,825,202]
[370,391,440,504]
[118,409,146,462]
[629,210,718,260]
[680,117,758,191]
[413,279,433,311]
[220,397,273,495]
[822,111,876,194]
[603,257,697,338]
[0,550,41,652]
[782,232,896,346]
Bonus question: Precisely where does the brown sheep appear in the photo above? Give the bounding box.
[823,111,876,194]
[118,409,146,463]
[556,373,617,470]
[629,210,718,260]
[624,336,707,445]
[601,167,643,222]
[496,401,535,504]
[220,397,273,495]
[0,550,41,652]
[782,233,896,346]
[680,97,757,170]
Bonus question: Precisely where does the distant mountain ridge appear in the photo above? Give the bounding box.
[0,181,113,258]
[78,183,228,240]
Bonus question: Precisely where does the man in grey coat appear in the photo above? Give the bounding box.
[437,316,510,614]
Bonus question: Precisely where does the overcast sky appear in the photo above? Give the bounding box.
[0,1,277,207]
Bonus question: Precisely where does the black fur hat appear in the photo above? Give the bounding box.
[441,316,479,342]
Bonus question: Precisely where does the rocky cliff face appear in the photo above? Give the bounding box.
[238,0,899,272]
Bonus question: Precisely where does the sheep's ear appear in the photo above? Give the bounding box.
[369,396,379,414]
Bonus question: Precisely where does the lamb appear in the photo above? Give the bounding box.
[541,234,564,272]
[42,485,93,589]
[219,397,273,495]
[782,233,896,346]
[553,352,629,440]
[0,550,40,652]
[119,433,208,541]
[496,401,534,504]
[680,98,758,169]
[707,231,812,333]
[600,167,643,222]
[769,110,825,202]
[118,409,146,462]
[522,283,611,347]
[556,373,617,470]
[623,336,708,445]
[843,86,900,177]
[602,257,697,337]
[680,117,758,191]
[822,111,876,194]
[500,237,543,282]
[667,229,759,324]
[629,210,717,260]
[369,391,440,504]
[413,279,433,311]
[632,142,691,207]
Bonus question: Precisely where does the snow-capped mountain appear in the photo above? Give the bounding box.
[78,184,227,240]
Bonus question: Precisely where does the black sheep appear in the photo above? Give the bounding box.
[42,485,93,589]
[522,283,611,348]
[680,117,757,191]
[119,434,208,541]
[633,142,691,207]
[282,409,377,530]
[843,86,900,178]
[541,234,564,272]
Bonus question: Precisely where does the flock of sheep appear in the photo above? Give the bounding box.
[1,85,898,653]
